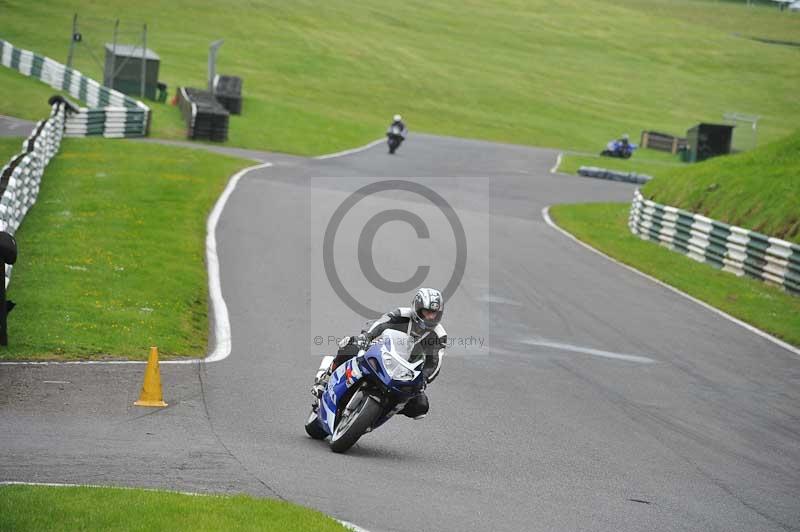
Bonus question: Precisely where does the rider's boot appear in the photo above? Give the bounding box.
[311,356,335,408]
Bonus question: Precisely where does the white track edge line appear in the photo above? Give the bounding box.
[550,152,562,174]
[542,206,800,357]
[314,138,384,160]
[0,481,207,496]
[1,481,372,530]
[337,520,373,532]
[204,161,273,363]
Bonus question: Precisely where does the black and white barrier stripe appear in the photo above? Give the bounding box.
[0,99,67,287]
[578,166,653,184]
[629,189,800,295]
[0,38,149,138]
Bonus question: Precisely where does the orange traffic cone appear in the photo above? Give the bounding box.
[134,346,168,407]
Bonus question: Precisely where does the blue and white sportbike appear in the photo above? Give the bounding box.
[305,329,426,453]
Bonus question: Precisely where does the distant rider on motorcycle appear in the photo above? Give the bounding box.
[312,288,446,419]
[386,114,408,154]
[389,114,408,138]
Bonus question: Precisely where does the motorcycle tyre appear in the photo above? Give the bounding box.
[329,393,382,453]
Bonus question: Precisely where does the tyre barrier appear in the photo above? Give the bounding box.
[0,98,67,287]
[0,38,150,138]
[578,166,653,184]
[177,87,229,142]
[629,189,800,295]
[212,74,242,115]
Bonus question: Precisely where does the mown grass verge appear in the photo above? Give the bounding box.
[548,203,800,348]
[0,136,26,163]
[2,0,799,154]
[0,138,249,361]
[0,484,348,532]
[559,148,685,177]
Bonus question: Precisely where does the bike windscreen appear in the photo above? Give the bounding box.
[381,329,415,362]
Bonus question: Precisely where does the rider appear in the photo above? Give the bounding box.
[388,114,408,138]
[312,288,446,419]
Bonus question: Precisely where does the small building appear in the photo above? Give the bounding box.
[103,44,160,100]
[686,123,734,163]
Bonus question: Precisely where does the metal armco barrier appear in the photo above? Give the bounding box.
[0,98,67,288]
[0,38,150,138]
[629,189,800,295]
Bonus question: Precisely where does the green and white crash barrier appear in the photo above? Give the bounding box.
[629,189,800,295]
[0,97,67,287]
[0,38,150,138]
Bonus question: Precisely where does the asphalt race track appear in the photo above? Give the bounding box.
[2,134,799,532]
[0,114,35,137]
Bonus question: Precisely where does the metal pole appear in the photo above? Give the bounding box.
[208,39,224,93]
[140,24,148,98]
[67,13,78,68]
[108,19,119,88]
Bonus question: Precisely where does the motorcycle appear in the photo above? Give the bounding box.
[386,125,405,154]
[305,329,426,453]
[601,139,637,159]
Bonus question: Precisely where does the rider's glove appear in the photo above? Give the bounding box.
[337,336,352,349]
[354,334,369,350]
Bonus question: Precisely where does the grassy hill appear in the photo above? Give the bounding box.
[642,131,800,243]
[2,0,799,155]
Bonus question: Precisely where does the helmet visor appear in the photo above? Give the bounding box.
[414,306,442,329]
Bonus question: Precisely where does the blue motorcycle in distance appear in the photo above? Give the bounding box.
[601,138,637,159]
[305,329,426,453]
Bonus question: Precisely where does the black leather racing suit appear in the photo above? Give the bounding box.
[388,120,408,138]
[332,307,446,418]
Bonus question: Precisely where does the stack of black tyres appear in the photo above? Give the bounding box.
[213,75,242,115]
[177,87,229,141]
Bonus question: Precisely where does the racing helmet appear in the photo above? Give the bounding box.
[411,288,443,330]
[393,114,402,122]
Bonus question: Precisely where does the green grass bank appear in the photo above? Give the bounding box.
[1,138,249,361]
[549,203,800,348]
[0,484,348,532]
[641,132,800,243]
[2,0,799,155]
